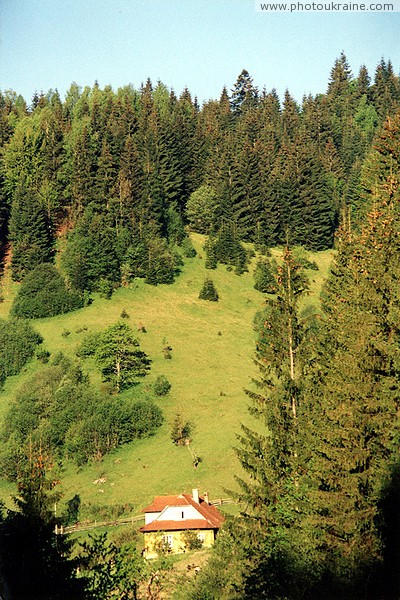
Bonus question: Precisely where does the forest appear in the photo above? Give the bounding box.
[0,52,399,598]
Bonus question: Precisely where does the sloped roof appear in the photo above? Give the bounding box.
[141,518,218,532]
[142,494,189,512]
[140,493,224,533]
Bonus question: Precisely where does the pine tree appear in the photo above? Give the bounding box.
[62,206,120,291]
[231,247,312,597]
[199,277,219,301]
[9,183,53,281]
[0,449,83,599]
[230,69,258,116]
[303,117,400,593]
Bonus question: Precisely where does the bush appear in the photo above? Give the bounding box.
[182,530,204,551]
[36,349,50,364]
[153,375,171,396]
[97,278,114,299]
[0,318,42,385]
[11,263,84,319]
[199,278,219,302]
[0,358,164,474]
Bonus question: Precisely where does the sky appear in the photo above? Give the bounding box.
[0,0,399,105]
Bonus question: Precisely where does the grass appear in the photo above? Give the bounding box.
[0,234,334,515]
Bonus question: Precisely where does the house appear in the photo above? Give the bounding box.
[140,489,224,559]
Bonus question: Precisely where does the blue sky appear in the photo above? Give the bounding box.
[0,0,399,105]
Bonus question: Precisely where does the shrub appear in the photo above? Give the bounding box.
[162,339,173,359]
[11,263,84,319]
[97,278,114,299]
[0,318,42,385]
[0,358,164,474]
[153,375,171,396]
[199,278,219,302]
[36,349,50,364]
[182,530,204,551]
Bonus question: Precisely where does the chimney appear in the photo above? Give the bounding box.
[204,492,209,505]
[192,488,199,504]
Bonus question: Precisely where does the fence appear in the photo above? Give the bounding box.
[55,498,236,535]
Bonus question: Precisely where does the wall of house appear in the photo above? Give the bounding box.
[145,504,202,525]
[143,529,216,559]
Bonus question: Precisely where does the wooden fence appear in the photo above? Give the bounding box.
[55,498,236,535]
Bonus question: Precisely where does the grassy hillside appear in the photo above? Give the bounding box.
[0,235,334,516]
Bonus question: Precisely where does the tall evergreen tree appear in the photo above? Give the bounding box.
[0,449,83,600]
[231,247,312,597]
[230,69,258,116]
[8,183,53,280]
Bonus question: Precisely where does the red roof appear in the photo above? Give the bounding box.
[140,493,224,533]
[142,495,189,512]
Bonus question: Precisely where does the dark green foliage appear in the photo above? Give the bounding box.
[180,236,197,258]
[145,237,179,285]
[11,263,83,318]
[230,69,258,115]
[204,234,218,269]
[204,225,249,274]
[0,358,163,472]
[181,530,204,551]
[97,278,114,299]
[78,322,151,392]
[253,258,277,293]
[8,184,53,281]
[77,532,147,600]
[62,207,120,292]
[186,185,220,233]
[199,277,219,301]
[36,348,50,363]
[65,399,163,465]
[0,452,84,600]
[0,318,42,386]
[153,374,171,396]
[64,494,81,526]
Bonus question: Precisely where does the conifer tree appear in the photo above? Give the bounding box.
[0,449,83,599]
[199,277,219,301]
[303,115,400,593]
[230,69,258,116]
[231,247,312,597]
[9,183,53,280]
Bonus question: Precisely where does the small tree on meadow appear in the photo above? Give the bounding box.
[79,322,151,392]
[171,412,192,446]
[199,278,219,302]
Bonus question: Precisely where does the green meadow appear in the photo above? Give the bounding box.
[0,234,334,516]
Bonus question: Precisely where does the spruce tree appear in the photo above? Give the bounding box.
[8,183,53,281]
[230,69,258,116]
[231,247,313,597]
[0,450,83,599]
[199,277,219,301]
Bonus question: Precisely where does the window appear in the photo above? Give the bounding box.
[162,534,173,547]
[197,533,205,543]
[181,511,185,519]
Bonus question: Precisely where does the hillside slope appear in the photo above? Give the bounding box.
[0,235,333,515]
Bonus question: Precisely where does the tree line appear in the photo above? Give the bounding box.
[0,53,399,292]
